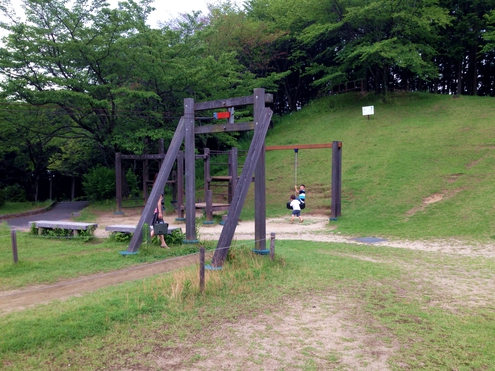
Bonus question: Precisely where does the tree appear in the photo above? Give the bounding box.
[0,103,73,201]
[298,0,451,95]
[0,0,256,160]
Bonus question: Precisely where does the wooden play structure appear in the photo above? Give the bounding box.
[120,89,343,268]
[198,148,241,223]
[123,89,274,267]
[115,146,243,223]
[115,139,178,214]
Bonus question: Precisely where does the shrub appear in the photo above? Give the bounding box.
[110,232,132,243]
[2,184,27,202]
[82,166,115,201]
[0,189,5,207]
[125,168,140,198]
[166,228,185,245]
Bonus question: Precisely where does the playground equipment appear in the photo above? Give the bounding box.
[123,89,273,267]
[115,138,178,214]
[173,147,240,223]
[116,146,241,223]
[265,143,342,220]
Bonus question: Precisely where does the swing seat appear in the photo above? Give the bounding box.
[286,201,292,210]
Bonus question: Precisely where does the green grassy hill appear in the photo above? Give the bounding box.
[258,92,495,240]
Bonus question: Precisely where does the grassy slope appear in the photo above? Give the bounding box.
[260,92,495,240]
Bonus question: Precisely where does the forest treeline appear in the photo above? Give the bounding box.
[1,0,494,201]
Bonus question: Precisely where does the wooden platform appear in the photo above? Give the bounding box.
[29,220,98,236]
[194,203,230,211]
[210,176,232,181]
[105,224,182,234]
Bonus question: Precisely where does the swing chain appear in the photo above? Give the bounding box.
[294,148,298,195]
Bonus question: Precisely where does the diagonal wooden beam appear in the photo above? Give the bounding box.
[125,118,186,253]
[210,107,273,267]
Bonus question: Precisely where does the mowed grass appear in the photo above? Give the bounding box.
[1,241,494,370]
[0,223,204,289]
[0,201,53,216]
[1,92,495,369]
[261,92,495,240]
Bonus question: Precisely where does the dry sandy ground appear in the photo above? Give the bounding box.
[95,208,495,258]
[3,209,495,370]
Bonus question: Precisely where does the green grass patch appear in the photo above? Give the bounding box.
[1,241,494,369]
[263,92,495,239]
[0,201,53,216]
[0,224,207,289]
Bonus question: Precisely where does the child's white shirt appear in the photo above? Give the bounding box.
[290,199,301,211]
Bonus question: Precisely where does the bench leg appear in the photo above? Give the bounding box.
[38,227,42,235]
[73,230,78,237]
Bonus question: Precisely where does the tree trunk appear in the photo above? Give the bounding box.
[457,61,463,95]
[472,44,478,95]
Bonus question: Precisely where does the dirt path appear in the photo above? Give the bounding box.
[0,252,213,315]
[2,208,495,316]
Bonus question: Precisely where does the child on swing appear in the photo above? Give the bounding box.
[289,194,304,223]
[295,184,306,203]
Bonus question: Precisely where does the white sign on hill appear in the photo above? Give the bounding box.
[362,106,374,116]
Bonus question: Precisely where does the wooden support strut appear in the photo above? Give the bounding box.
[211,107,273,267]
[126,118,186,253]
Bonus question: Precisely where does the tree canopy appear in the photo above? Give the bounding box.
[1,0,495,200]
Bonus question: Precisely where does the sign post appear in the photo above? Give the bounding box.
[362,105,374,120]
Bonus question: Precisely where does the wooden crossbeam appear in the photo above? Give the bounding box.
[194,122,254,134]
[194,94,273,111]
[265,143,340,151]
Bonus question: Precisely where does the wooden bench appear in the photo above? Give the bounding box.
[105,224,182,235]
[29,220,98,236]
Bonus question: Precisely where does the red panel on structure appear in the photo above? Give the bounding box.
[214,111,231,119]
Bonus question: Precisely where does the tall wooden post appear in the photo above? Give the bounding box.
[11,229,18,263]
[143,138,149,203]
[228,147,238,204]
[331,141,342,219]
[71,176,76,201]
[176,151,185,220]
[158,138,165,155]
[184,98,198,243]
[204,148,210,201]
[205,190,213,222]
[253,88,267,251]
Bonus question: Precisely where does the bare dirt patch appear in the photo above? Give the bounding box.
[153,295,399,371]
[0,253,211,315]
[405,188,463,217]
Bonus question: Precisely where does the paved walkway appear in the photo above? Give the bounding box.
[3,201,89,231]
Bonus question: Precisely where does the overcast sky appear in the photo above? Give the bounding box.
[131,0,245,27]
[2,0,245,29]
